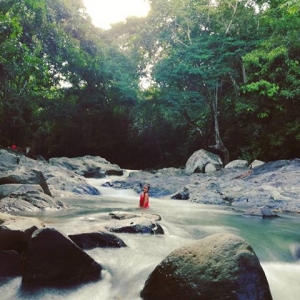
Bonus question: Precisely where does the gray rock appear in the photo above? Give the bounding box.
[225,159,248,169]
[141,233,272,300]
[0,191,65,213]
[69,231,127,249]
[0,213,45,252]
[104,217,164,235]
[205,163,217,173]
[171,187,189,200]
[0,167,52,196]
[109,211,161,221]
[0,184,65,212]
[0,184,43,199]
[43,166,100,198]
[0,250,22,276]
[185,149,223,175]
[0,150,20,168]
[0,150,103,213]
[112,159,300,213]
[243,205,279,218]
[250,160,265,168]
[23,228,102,286]
[48,156,123,178]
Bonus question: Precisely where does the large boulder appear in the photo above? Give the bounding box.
[0,213,45,252]
[0,184,65,212]
[23,228,102,286]
[0,250,22,276]
[69,231,127,249]
[0,150,100,205]
[48,156,123,178]
[0,167,52,196]
[42,166,100,197]
[185,149,223,175]
[141,233,272,300]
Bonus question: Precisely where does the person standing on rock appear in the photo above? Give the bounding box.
[140,184,150,208]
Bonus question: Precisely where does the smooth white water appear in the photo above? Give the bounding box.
[1,176,300,300]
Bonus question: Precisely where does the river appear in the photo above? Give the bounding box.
[1,177,300,300]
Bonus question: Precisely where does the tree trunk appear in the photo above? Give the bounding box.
[210,83,230,165]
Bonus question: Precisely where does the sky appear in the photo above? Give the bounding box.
[83,0,150,30]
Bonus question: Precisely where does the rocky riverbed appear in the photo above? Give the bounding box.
[1,148,300,214]
[1,148,300,299]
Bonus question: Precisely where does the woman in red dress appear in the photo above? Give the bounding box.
[139,184,150,208]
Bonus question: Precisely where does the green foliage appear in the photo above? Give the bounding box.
[236,0,300,161]
[1,0,300,168]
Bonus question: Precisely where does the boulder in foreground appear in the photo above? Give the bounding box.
[0,250,22,276]
[23,228,102,287]
[141,233,272,300]
[0,213,45,252]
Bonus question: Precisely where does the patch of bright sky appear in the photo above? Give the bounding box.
[83,0,150,30]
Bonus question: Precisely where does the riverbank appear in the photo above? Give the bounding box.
[107,159,300,215]
[1,148,300,215]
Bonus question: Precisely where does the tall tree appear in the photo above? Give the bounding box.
[236,0,300,160]
[137,0,262,164]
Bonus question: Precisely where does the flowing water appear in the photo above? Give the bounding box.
[1,177,300,300]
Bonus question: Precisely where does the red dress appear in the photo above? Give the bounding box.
[139,193,149,208]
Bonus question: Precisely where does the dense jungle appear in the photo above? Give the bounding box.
[1,0,300,169]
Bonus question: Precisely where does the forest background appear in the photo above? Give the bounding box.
[0,0,299,169]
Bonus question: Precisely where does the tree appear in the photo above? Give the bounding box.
[137,0,262,164]
[236,0,300,160]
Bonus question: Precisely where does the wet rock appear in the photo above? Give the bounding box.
[0,213,45,253]
[0,250,22,276]
[141,233,272,300]
[243,205,279,218]
[23,228,102,286]
[109,211,161,221]
[171,187,189,200]
[105,217,164,235]
[69,231,127,249]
